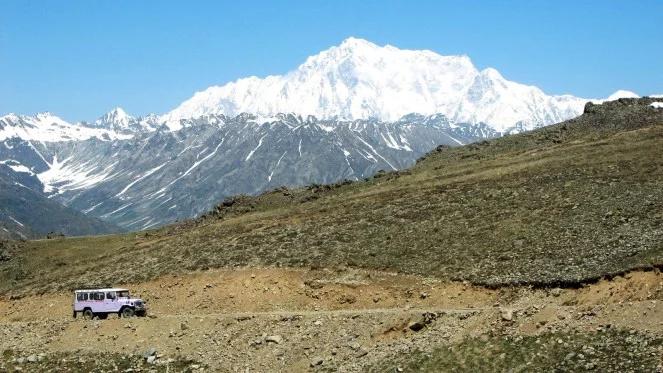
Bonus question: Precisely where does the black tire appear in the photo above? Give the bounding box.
[82,309,94,320]
[121,307,135,318]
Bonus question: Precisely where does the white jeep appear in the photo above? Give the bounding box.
[73,288,147,319]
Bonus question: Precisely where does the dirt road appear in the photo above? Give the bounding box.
[1,268,662,371]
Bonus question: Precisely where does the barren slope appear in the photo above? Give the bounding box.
[0,268,662,371]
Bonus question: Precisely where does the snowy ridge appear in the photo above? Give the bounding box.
[0,112,132,142]
[0,108,163,143]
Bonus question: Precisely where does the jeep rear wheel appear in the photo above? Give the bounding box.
[120,307,135,318]
[82,309,94,320]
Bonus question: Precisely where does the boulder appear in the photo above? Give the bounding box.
[265,335,283,344]
[143,347,157,359]
[501,308,514,321]
[310,357,324,367]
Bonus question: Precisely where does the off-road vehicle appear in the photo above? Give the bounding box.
[73,288,147,319]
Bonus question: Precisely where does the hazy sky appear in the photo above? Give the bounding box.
[1,0,661,121]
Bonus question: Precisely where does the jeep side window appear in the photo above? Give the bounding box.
[84,293,89,301]
[77,293,83,301]
[94,292,104,301]
[107,292,116,300]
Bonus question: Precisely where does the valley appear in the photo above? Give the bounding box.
[0,98,662,371]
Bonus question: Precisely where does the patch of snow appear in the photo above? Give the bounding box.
[83,201,105,214]
[37,155,118,193]
[151,138,225,196]
[245,134,266,161]
[181,139,224,177]
[268,151,287,182]
[115,163,168,198]
[354,135,396,170]
[316,123,334,132]
[650,102,663,109]
[13,182,32,190]
[446,134,464,145]
[7,215,24,227]
[0,160,34,175]
[102,203,133,218]
[141,218,158,230]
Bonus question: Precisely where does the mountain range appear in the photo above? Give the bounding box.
[0,37,656,238]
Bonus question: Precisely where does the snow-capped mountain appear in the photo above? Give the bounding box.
[0,112,131,142]
[163,37,588,133]
[93,108,162,133]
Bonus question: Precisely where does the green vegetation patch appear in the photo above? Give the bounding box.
[369,329,663,372]
[0,350,202,373]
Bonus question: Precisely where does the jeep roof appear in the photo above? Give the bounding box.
[74,288,129,293]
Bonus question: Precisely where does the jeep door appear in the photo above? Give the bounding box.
[102,291,118,313]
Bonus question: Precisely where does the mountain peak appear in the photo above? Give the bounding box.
[110,107,129,116]
[97,107,132,125]
[93,107,138,132]
[338,37,379,50]
[607,90,639,101]
[480,67,505,80]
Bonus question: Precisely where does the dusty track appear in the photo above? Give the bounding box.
[1,267,662,372]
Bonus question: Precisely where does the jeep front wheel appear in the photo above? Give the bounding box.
[120,307,135,318]
[82,309,94,320]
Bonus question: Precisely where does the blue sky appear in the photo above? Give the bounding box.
[1,0,661,121]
